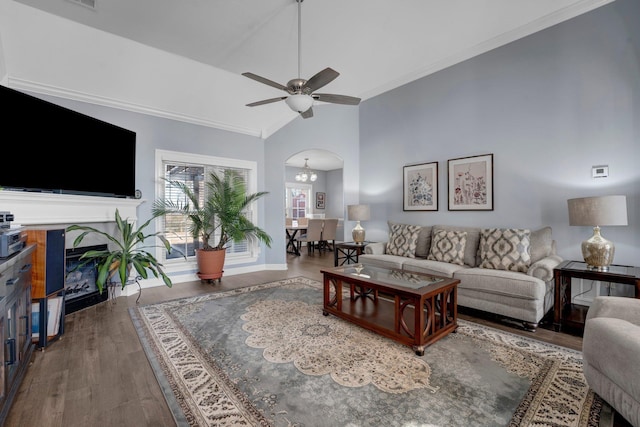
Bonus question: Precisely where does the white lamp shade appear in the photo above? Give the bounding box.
[347,204,371,221]
[568,195,628,226]
[285,94,313,113]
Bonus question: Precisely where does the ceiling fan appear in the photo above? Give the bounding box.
[242,0,361,119]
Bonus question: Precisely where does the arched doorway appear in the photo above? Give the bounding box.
[284,149,344,240]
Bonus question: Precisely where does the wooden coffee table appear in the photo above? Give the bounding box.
[321,264,459,356]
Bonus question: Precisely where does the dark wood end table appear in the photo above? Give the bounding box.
[553,260,640,332]
[334,241,370,266]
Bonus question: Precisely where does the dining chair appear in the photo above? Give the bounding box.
[297,218,323,255]
[319,218,338,252]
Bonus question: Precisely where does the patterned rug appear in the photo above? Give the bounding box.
[129,276,606,427]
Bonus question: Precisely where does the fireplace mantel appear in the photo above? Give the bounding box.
[0,191,144,226]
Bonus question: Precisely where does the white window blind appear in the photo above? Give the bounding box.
[156,150,258,264]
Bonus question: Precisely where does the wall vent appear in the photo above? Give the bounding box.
[67,0,97,10]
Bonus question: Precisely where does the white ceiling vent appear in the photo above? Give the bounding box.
[67,0,97,10]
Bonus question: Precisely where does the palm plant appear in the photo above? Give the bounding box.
[66,209,180,293]
[152,169,272,252]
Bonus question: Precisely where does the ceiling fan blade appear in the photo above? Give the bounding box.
[313,93,361,105]
[300,107,314,119]
[246,97,287,107]
[304,68,340,92]
[242,72,288,92]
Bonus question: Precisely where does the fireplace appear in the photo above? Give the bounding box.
[65,244,109,314]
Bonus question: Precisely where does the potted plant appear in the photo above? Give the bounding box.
[152,169,272,282]
[66,209,180,297]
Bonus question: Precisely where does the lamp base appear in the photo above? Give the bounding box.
[352,221,365,245]
[581,226,615,272]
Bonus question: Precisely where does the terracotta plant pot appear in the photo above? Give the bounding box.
[196,249,225,282]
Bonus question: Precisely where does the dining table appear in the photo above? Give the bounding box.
[285,225,307,256]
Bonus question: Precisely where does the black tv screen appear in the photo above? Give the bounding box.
[0,85,136,198]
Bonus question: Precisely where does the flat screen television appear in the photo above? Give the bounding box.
[0,85,136,198]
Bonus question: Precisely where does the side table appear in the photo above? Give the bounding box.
[334,241,370,266]
[553,260,640,332]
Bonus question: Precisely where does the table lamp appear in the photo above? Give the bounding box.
[567,195,628,271]
[347,204,370,245]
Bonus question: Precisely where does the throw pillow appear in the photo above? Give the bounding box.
[433,225,480,266]
[386,223,421,258]
[388,221,432,259]
[479,228,531,272]
[427,230,467,265]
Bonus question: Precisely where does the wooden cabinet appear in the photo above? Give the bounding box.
[26,229,66,348]
[0,244,36,425]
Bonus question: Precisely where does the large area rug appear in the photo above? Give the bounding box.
[129,276,606,427]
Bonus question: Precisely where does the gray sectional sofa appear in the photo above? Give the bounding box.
[359,222,563,331]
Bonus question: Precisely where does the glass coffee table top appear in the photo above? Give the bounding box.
[326,264,446,290]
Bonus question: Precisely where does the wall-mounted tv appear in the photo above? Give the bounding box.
[0,85,136,198]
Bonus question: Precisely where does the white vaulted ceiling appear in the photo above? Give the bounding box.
[1,0,613,138]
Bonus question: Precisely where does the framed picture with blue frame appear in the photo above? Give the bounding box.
[403,162,438,211]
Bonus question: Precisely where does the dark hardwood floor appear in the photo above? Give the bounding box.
[5,248,629,426]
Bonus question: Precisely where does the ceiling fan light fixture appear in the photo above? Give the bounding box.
[243,0,360,118]
[285,94,313,113]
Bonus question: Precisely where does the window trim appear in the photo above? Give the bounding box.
[154,149,262,271]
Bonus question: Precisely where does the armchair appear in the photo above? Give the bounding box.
[582,296,640,427]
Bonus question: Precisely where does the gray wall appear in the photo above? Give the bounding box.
[284,166,344,219]
[8,0,638,274]
[284,166,327,217]
[31,93,268,268]
[358,0,640,266]
[264,105,360,266]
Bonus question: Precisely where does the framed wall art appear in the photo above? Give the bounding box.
[315,192,325,209]
[448,154,493,211]
[403,162,438,211]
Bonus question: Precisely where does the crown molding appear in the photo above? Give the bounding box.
[7,78,264,138]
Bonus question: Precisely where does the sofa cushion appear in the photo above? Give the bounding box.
[402,259,468,278]
[386,222,421,258]
[358,253,407,270]
[427,229,467,265]
[530,226,553,263]
[479,228,531,273]
[454,267,546,300]
[415,226,433,259]
[432,225,481,266]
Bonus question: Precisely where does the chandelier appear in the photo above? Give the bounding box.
[295,158,317,182]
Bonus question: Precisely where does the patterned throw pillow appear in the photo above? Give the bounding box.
[479,228,531,272]
[427,230,467,265]
[386,223,421,258]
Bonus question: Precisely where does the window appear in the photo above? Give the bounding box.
[155,150,261,266]
[285,183,312,219]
